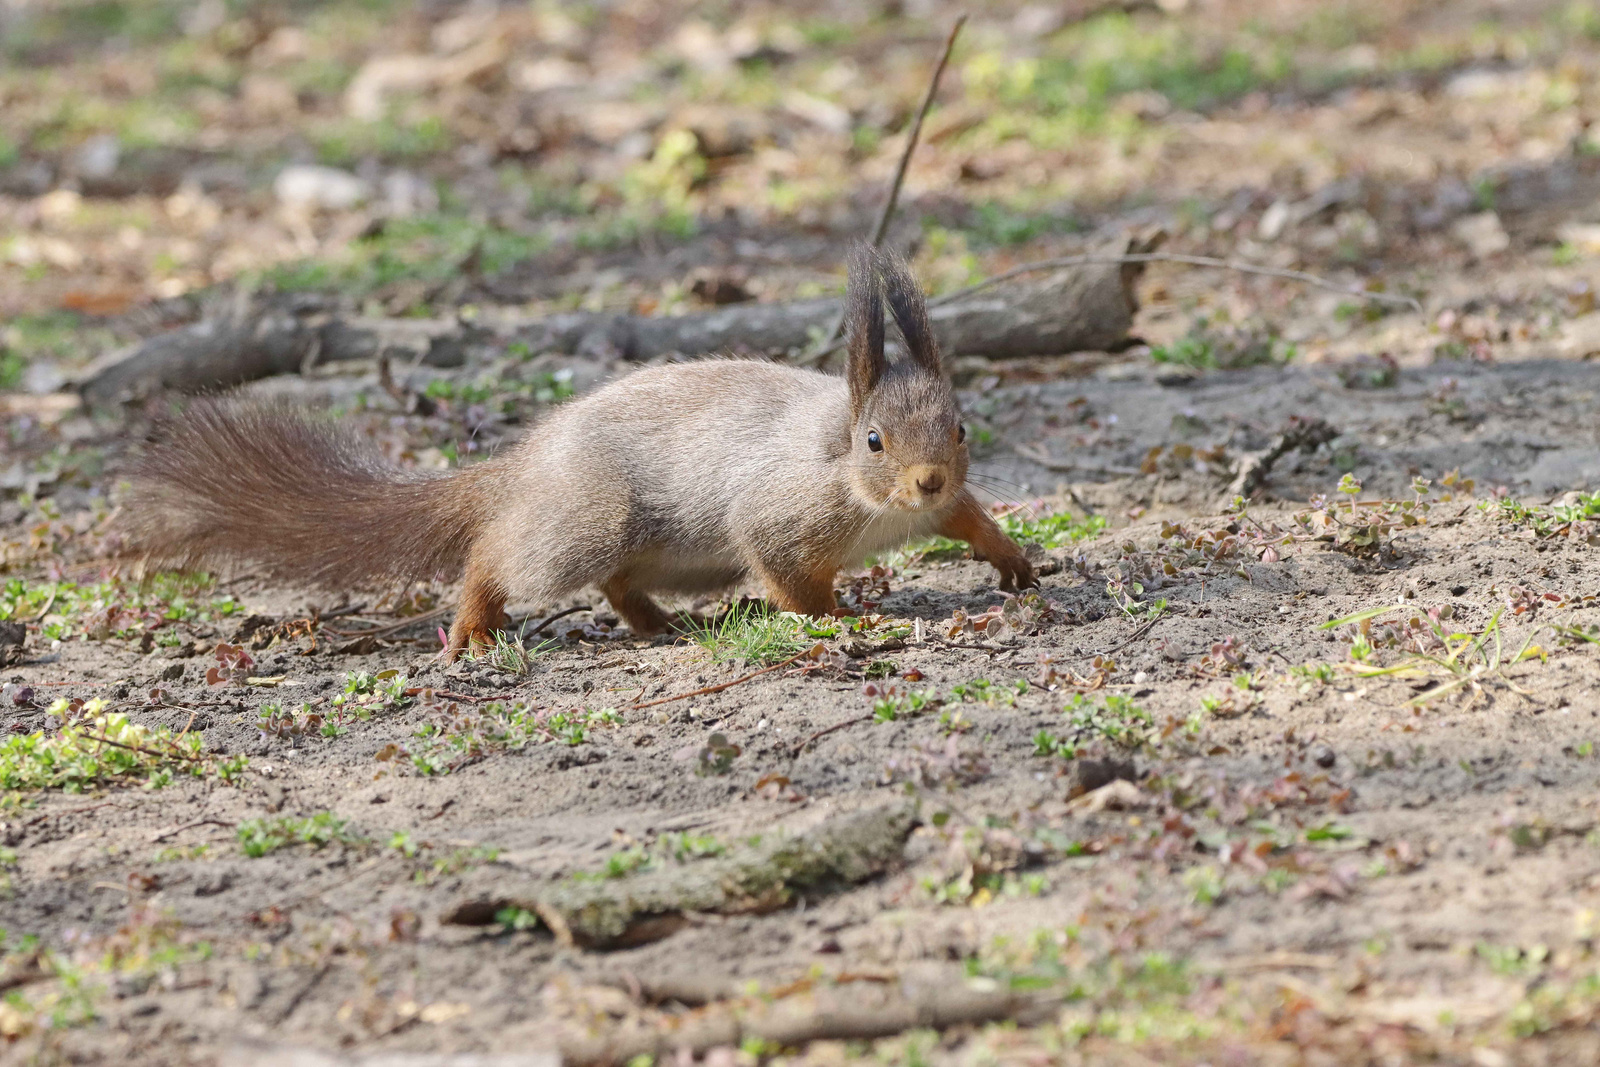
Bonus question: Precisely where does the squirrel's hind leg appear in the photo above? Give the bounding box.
[445,555,511,661]
[600,574,675,638]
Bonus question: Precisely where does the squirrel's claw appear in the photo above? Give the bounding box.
[992,553,1039,594]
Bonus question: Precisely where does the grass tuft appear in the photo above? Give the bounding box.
[689,604,812,666]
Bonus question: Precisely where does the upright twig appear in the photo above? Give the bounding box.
[868,15,967,249]
[806,15,967,360]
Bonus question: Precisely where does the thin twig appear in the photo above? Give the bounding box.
[518,604,591,637]
[629,648,812,711]
[791,714,874,757]
[324,604,451,639]
[1094,615,1163,658]
[927,252,1423,312]
[149,816,237,843]
[870,16,966,249]
[23,586,58,623]
[808,14,966,358]
[83,732,205,763]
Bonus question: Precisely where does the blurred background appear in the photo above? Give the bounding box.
[2,0,1600,395]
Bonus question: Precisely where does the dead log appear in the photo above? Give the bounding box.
[76,240,1148,406]
[553,962,1055,1066]
[442,803,915,951]
[75,309,479,407]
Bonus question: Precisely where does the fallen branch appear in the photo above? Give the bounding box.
[444,803,916,951]
[629,646,813,710]
[77,246,1146,403]
[929,251,1422,313]
[324,604,451,639]
[557,962,1052,1065]
[1222,416,1340,505]
[78,304,476,406]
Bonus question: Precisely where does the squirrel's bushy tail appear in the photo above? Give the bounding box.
[120,400,499,588]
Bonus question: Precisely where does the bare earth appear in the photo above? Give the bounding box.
[3,348,1599,1065]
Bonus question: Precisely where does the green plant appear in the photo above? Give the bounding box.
[463,629,556,674]
[495,906,540,931]
[1064,693,1154,748]
[0,700,238,792]
[872,687,939,723]
[1183,865,1225,905]
[236,812,360,858]
[690,604,811,665]
[951,677,1029,706]
[389,702,620,776]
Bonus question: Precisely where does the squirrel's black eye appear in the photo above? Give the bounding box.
[867,430,883,452]
[957,424,966,444]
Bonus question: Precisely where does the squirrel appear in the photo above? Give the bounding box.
[121,245,1038,659]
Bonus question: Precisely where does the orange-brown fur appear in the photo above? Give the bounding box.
[121,246,1037,659]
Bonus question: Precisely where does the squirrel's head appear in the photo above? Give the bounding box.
[843,245,967,514]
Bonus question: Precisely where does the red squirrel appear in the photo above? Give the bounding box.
[122,245,1038,658]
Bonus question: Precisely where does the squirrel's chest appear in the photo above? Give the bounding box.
[846,507,944,564]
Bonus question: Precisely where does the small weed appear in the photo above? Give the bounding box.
[661,832,725,862]
[1183,865,1225,905]
[1065,693,1155,748]
[1291,662,1337,692]
[1487,490,1600,539]
[495,906,540,932]
[1476,942,1549,978]
[236,812,361,858]
[0,573,239,642]
[691,604,811,665]
[464,630,556,675]
[1325,605,1547,706]
[390,702,619,776]
[1305,821,1354,843]
[1105,574,1168,622]
[951,678,1029,706]
[867,684,940,723]
[1150,315,1296,371]
[691,732,741,776]
[0,700,240,792]
[1033,730,1079,759]
[414,845,500,885]
[151,844,209,863]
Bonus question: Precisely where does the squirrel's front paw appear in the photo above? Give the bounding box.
[991,550,1038,593]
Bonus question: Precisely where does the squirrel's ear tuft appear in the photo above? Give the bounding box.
[878,248,941,377]
[845,243,885,416]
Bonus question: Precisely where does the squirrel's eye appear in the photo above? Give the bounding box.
[866,430,883,452]
[957,424,967,444]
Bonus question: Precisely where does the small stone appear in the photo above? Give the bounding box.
[273,164,369,211]
[73,134,120,181]
[1450,211,1509,260]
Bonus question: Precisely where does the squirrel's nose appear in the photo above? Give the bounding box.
[916,471,945,495]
